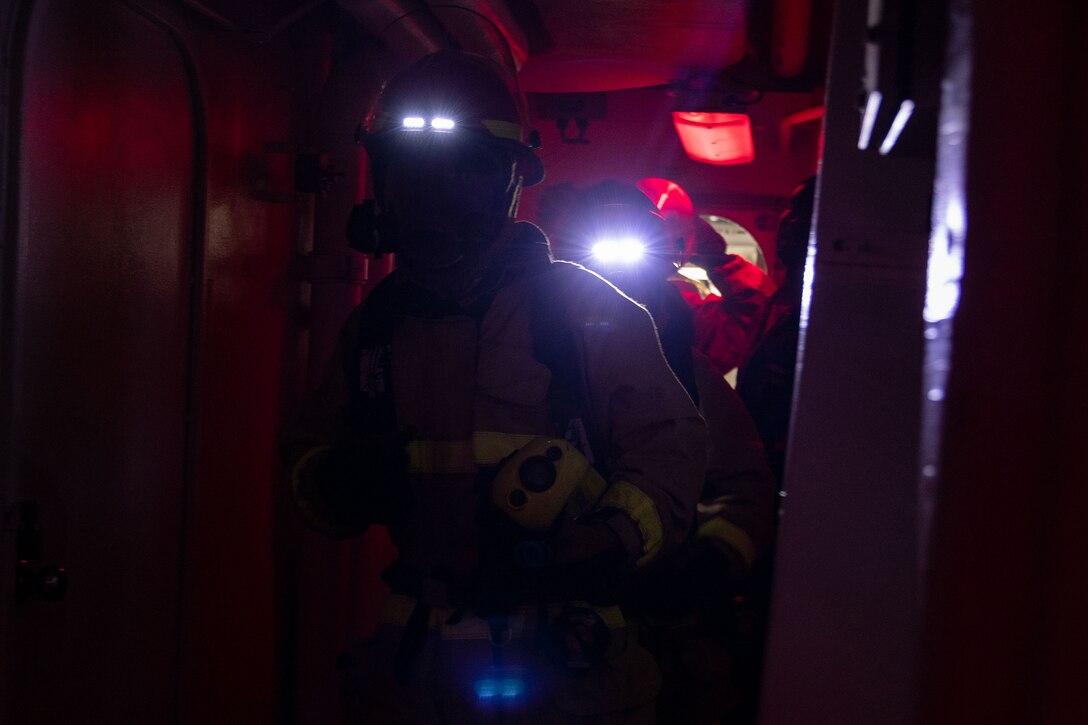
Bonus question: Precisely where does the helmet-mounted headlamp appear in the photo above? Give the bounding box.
[399,116,451,130]
[575,199,669,271]
[547,180,683,294]
[358,50,544,186]
[590,237,646,265]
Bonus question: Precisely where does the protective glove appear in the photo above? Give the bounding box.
[307,428,414,537]
[529,516,629,604]
[623,538,735,622]
[706,254,775,298]
[688,251,731,277]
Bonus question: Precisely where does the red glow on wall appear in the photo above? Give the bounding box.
[672,111,755,165]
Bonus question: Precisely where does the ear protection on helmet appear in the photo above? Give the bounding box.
[345,200,399,256]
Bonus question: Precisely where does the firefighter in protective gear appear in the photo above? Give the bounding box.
[737,175,816,484]
[627,176,776,379]
[546,179,777,725]
[676,218,777,378]
[283,51,706,724]
[543,180,699,405]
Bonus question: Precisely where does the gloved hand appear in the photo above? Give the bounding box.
[529,517,629,604]
[310,428,415,535]
[706,254,775,298]
[688,250,732,277]
[623,538,735,621]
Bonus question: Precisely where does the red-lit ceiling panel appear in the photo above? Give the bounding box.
[672,111,755,165]
[518,0,748,92]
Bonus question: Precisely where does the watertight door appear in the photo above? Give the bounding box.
[0,1,197,721]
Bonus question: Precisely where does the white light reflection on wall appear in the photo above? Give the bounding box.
[799,229,818,330]
[924,192,966,323]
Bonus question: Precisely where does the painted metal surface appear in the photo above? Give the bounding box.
[0,1,309,721]
[4,1,1081,723]
[0,1,194,720]
[921,2,1088,724]
[758,1,938,722]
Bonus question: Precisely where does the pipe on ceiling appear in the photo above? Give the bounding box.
[333,0,457,60]
[333,0,528,69]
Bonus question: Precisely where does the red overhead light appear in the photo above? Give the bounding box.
[672,111,755,165]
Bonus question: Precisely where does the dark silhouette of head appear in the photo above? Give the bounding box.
[776,176,816,275]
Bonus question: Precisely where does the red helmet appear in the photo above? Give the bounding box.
[637,177,696,260]
[360,50,544,186]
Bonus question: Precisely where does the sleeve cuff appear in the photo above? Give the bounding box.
[600,510,643,566]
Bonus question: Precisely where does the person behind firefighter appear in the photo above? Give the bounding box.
[281,51,707,724]
[677,218,778,380]
[736,175,816,485]
[545,179,777,724]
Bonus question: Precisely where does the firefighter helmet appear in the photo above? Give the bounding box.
[637,177,696,261]
[777,176,816,272]
[360,50,543,187]
[553,179,675,269]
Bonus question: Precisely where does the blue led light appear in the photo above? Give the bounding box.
[474,673,526,702]
[475,679,498,700]
[501,678,525,698]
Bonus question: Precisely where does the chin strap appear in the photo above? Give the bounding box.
[346,200,398,256]
[346,153,522,259]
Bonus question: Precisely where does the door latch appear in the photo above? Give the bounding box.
[9,501,67,603]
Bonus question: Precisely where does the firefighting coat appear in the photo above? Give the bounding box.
[691,350,776,575]
[673,255,777,376]
[629,281,775,579]
[287,223,707,602]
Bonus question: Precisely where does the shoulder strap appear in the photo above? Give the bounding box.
[343,276,403,435]
[344,272,500,436]
[523,266,610,477]
[346,260,610,477]
[651,282,701,408]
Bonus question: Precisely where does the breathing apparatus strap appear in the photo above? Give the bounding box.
[347,233,611,669]
[523,266,609,476]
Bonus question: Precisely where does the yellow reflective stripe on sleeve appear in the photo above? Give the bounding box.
[288,445,353,537]
[406,440,477,474]
[480,119,522,142]
[696,494,742,517]
[380,593,431,627]
[290,444,332,494]
[569,601,627,630]
[407,433,545,472]
[380,593,627,634]
[598,480,664,566]
[472,431,540,466]
[696,517,758,569]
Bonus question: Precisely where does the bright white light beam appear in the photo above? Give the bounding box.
[591,237,645,264]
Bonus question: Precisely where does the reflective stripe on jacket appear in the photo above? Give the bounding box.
[286,227,706,582]
[690,351,777,574]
